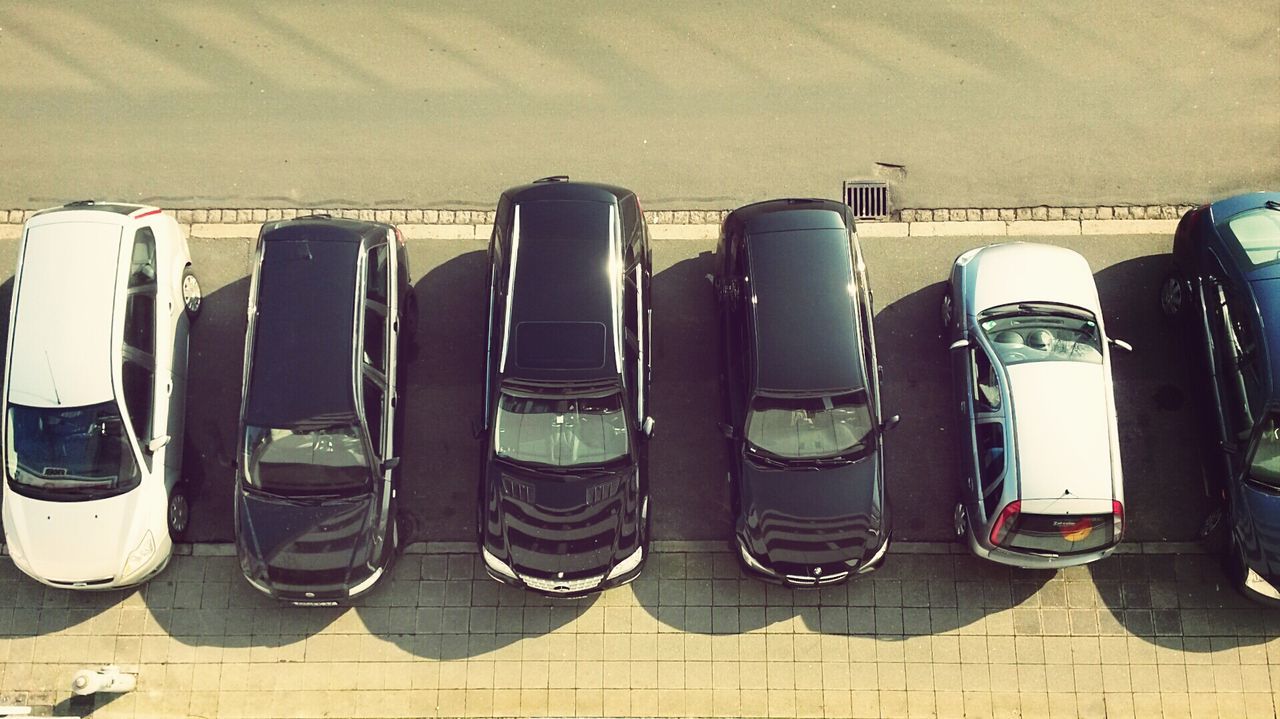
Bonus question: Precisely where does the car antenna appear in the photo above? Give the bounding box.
[43,350,61,405]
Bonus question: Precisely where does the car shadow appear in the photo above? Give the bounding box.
[649,252,731,540]
[403,248,487,544]
[183,276,250,543]
[875,279,960,541]
[627,549,1052,638]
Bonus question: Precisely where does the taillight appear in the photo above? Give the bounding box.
[1112,500,1124,541]
[989,500,1021,546]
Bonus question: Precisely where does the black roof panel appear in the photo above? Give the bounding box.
[244,228,363,426]
[748,227,864,393]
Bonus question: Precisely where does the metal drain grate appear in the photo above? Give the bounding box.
[843,180,890,220]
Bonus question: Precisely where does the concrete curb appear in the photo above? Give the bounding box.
[13,539,1201,559]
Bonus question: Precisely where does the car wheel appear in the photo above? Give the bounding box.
[1159,271,1188,319]
[181,266,203,321]
[167,489,190,540]
[940,286,954,330]
[953,503,967,539]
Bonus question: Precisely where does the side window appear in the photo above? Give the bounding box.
[363,245,389,374]
[129,228,157,289]
[124,294,155,355]
[362,377,385,457]
[1250,414,1280,488]
[121,359,154,449]
[620,195,642,253]
[976,422,1005,515]
[623,268,642,421]
[971,349,1001,412]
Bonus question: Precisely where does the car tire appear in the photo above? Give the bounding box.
[181,266,203,321]
[167,488,190,541]
[1158,271,1189,320]
[941,284,954,331]
[953,503,968,540]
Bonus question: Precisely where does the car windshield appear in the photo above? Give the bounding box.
[494,391,629,469]
[1249,413,1280,490]
[979,303,1103,366]
[5,402,141,497]
[243,424,371,495]
[745,391,874,460]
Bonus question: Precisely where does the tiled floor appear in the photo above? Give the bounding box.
[1,544,1279,718]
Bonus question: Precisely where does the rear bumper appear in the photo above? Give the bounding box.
[966,531,1116,569]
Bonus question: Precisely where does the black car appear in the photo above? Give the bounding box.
[477,176,653,597]
[235,216,416,605]
[1160,192,1280,604]
[713,198,896,586]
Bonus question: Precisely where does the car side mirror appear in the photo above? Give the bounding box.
[948,338,971,351]
[642,416,656,438]
[470,417,484,440]
[717,422,737,440]
[381,456,401,473]
[881,415,901,433]
[147,435,171,453]
[1110,338,1134,353]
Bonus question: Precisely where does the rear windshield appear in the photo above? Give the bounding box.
[1226,209,1280,268]
[1004,513,1116,555]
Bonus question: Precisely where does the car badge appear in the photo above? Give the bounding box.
[557,571,565,579]
[304,592,315,598]
[813,567,822,576]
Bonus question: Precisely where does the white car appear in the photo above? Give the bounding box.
[2,201,201,588]
[941,242,1130,568]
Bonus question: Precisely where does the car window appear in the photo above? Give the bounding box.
[495,392,629,468]
[366,244,389,306]
[124,294,155,356]
[1250,414,1280,490]
[121,359,153,452]
[976,421,1005,515]
[1225,209,1280,268]
[129,228,157,289]
[980,305,1102,366]
[363,306,386,373]
[972,349,1001,412]
[362,377,385,457]
[745,391,873,460]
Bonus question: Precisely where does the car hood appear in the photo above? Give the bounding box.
[1005,361,1119,502]
[2,486,149,582]
[969,243,1101,316]
[485,462,640,578]
[237,490,380,592]
[738,454,884,569]
[1235,482,1280,580]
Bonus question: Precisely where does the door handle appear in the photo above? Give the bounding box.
[165,381,173,397]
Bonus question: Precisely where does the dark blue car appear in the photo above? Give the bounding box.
[1160,192,1280,604]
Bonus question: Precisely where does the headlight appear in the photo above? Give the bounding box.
[347,566,385,597]
[736,536,776,575]
[481,546,517,580]
[855,534,891,574]
[239,552,273,596]
[243,572,273,596]
[121,531,156,578]
[606,546,644,580]
[1244,565,1280,600]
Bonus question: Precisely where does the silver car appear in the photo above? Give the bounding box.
[941,242,1130,568]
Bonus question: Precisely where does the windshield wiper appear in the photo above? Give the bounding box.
[745,448,791,469]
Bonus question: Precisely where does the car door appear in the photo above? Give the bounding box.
[122,227,169,485]
[361,241,396,542]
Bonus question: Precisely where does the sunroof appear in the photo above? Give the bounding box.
[515,321,607,370]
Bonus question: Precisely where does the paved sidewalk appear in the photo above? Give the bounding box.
[1,544,1278,719]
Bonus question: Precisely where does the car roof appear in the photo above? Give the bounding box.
[744,209,864,393]
[967,243,1101,316]
[502,177,634,205]
[725,198,854,234]
[8,220,124,408]
[502,189,622,383]
[243,219,379,427]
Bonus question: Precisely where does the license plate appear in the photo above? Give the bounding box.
[292,600,339,607]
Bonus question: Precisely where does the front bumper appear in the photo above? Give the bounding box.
[735,533,890,587]
[481,546,646,598]
[243,553,396,606]
[9,532,174,591]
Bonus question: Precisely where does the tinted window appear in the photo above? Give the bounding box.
[1006,513,1115,555]
[972,349,1000,411]
[366,244,389,306]
[1250,414,1280,490]
[121,359,153,445]
[362,377,384,456]
[363,306,386,373]
[124,294,155,355]
[976,422,1005,515]
[129,228,157,289]
[515,321,607,370]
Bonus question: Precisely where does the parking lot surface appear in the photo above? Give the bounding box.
[1,543,1277,718]
[26,227,1195,547]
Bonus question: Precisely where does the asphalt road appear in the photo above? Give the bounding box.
[39,229,1196,547]
[0,2,1276,209]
